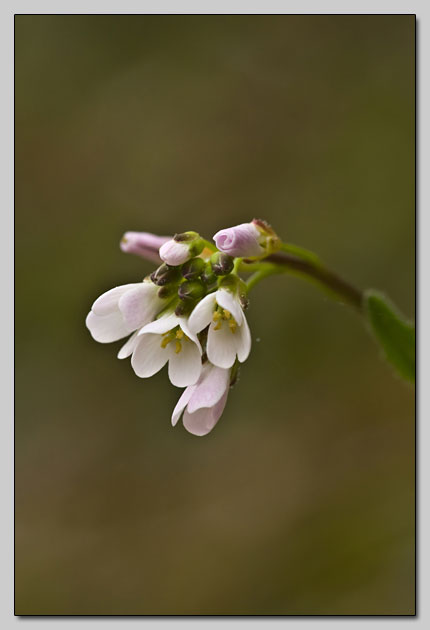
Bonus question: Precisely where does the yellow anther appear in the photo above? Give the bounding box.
[228,319,237,333]
[213,321,222,331]
[176,329,184,339]
[175,340,182,354]
[160,329,176,349]
[213,311,222,322]
[223,309,231,320]
[160,336,171,348]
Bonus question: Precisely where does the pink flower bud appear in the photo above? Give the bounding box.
[213,222,264,258]
[214,220,281,258]
[159,232,204,266]
[159,240,191,266]
[120,231,170,264]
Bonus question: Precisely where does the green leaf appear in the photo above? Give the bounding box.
[364,290,415,383]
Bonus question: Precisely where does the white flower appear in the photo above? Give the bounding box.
[172,363,230,436]
[188,288,251,369]
[132,313,203,387]
[86,282,165,358]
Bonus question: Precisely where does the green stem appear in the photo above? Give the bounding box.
[245,265,281,292]
[280,242,320,264]
[201,238,217,253]
[233,257,242,274]
[243,252,363,312]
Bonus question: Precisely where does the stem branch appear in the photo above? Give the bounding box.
[263,252,364,311]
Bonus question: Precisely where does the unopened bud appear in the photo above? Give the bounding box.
[181,257,206,280]
[159,231,204,266]
[120,231,170,263]
[157,285,178,300]
[210,252,234,276]
[178,279,207,301]
[175,299,197,318]
[213,219,280,259]
[150,263,181,287]
[201,263,217,288]
[250,219,281,256]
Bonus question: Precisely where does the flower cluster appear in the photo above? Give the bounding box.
[86,220,279,436]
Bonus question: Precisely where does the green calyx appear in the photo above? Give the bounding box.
[201,262,218,288]
[178,279,207,302]
[181,257,206,280]
[210,252,234,276]
[173,231,204,258]
[151,263,181,286]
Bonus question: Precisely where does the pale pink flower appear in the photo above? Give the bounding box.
[172,363,230,436]
[213,222,263,258]
[132,313,202,387]
[159,231,204,266]
[86,282,165,358]
[120,231,170,263]
[188,288,251,369]
[159,239,191,266]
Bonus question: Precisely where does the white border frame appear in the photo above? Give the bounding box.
[3,2,426,627]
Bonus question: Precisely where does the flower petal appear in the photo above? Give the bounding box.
[178,317,202,353]
[171,385,196,426]
[187,364,229,413]
[235,312,252,363]
[182,390,229,436]
[188,293,216,334]
[159,240,190,265]
[91,284,139,316]
[131,334,169,378]
[119,284,161,330]
[137,313,179,336]
[117,331,139,359]
[213,222,263,258]
[120,231,170,263]
[215,289,243,325]
[168,341,202,387]
[206,321,237,369]
[86,310,133,343]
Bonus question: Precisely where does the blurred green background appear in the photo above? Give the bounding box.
[15,15,415,615]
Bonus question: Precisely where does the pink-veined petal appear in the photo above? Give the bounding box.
[187,364,229,413]
[182,390,229,436]
[131,334,169,378]
[213,223,263,258]
[159,240,190,265]
[119,284,161,330]
[120,231,170,263]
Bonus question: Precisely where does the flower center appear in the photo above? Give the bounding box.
[160,327,189,353]
[213,308,237,333]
